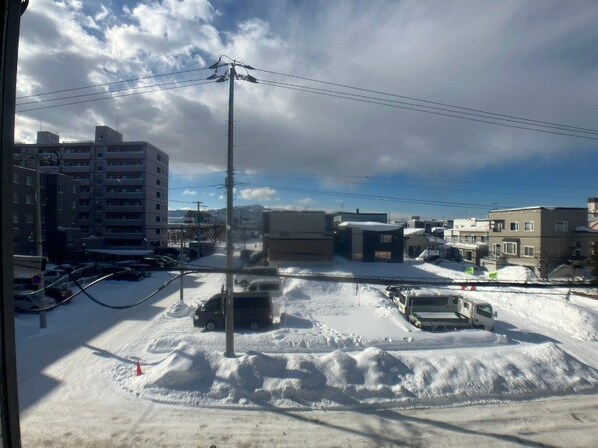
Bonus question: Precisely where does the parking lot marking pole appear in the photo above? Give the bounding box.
[179,226,183,302]
[224,62,236,358]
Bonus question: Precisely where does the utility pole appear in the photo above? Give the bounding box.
[208,56,258,359]
[194,200,203,242]
[33,153,47,328]
[224,62,236,358]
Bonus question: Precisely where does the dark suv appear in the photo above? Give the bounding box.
[193,292,273,331]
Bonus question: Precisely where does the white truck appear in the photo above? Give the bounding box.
[393,291,496,331]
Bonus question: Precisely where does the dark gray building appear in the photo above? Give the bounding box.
[335,222,404,262]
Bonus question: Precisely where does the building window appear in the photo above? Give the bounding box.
[13,193,19,204]
[26,195,34,205]
[554,221,568,232]
[156,216,160,222]
[156,204,161,210]
[58,184,64,193]
[157,167,161,174]
[524,221,534,231]
[503,242,518,255]
[380,234,392,243]
[157,154,162,161]
[26,213,34,224]
[13,212,18,224]
[156,179,161,186]
[523,246,535,257]
[155,229,161,235]
[13,173,19,183]
[26,175,34,186]
[493,243,501,255]
[97,166,103,171]
[510,222,519,231]
[97,152,103,158]
[156,191,161,198]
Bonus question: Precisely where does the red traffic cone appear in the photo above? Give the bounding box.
[136,361,143,376]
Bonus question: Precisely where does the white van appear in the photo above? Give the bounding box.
[245,279,282,298]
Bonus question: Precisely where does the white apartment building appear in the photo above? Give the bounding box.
[14,126,169,248]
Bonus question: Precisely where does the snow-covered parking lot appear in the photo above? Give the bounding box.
[15,255,598,445]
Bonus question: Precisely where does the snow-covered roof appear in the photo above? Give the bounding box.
[491,206,585,213]
[575,226,598,233]
[338,221,402,231]
[403,228,426,236]
[450,242,489,250]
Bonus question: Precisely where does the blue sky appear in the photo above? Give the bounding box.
[14,0,598,220]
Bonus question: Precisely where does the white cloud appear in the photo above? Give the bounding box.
[14,0,598,182]
[182,189,197,196]
[239,187,277,201]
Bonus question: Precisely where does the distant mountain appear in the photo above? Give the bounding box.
[169,204,266,224]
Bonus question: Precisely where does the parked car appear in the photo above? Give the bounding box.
[112,270,144,281]
[234,266,278,288]
[43,268,67,285]
[193,292,273,331]
[245,279,282,298]
[154,247,180,258]
[46,286,73,303]
[142,257,166,269]
[14,293,56,312]
[154,255,179,267]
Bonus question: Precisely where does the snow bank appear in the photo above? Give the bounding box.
[490,266,538,282]
[111,342,598,409]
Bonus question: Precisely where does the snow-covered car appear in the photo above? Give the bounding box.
[14,294,56,311]
[43,268,66,285]
[383,285,402,298]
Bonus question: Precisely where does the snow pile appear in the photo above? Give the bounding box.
[475,289,598,342]
[165,301,194,318]
[111,342,598,409]
[490,266,538,282]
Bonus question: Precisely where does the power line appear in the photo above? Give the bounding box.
[253,67,598,135]
[260,79,598,137]
[257,80,598,142]
[16,76,211,107]
[16,67,211,100]
[236,181,506,210]
[234,172,582,201]
[16,80,218,113]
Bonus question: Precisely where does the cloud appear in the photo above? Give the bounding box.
[182,189,197,196]
[15,0,598,183]
[239,187,277,201]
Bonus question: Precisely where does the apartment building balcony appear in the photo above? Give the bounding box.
[104,151,145,160]
[104,178,143,186]
[104,219,144,226]
[103,205,144,213]
[103,231,143,239]
[104,164,144,173]
[103,191,144,199]
[61,153,92,160]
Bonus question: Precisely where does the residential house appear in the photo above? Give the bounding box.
[482,207,598,278]
[444,218,489,264]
